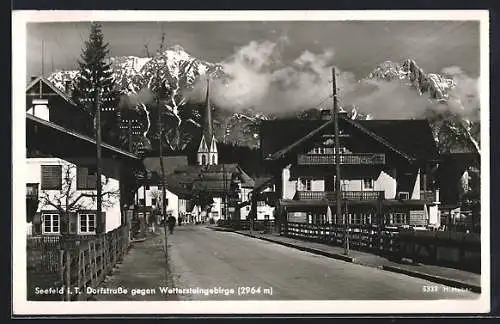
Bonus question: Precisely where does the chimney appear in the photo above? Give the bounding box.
[204,78,213,142]
[64,80,72,95]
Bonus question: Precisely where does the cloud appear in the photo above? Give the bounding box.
[188,40,480,121]
[189,40,352,114]
[441,66,480,119]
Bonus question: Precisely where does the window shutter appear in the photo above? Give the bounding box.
[76,167,87,190]
[41,165,62,190]
[32,213,42,235]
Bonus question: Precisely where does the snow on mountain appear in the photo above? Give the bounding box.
[368,59,456,100]
[46,50,479,154]
[367,59,478,154]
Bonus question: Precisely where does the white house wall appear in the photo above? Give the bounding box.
[411,169,421,200]
[135,185,180,220]
[27,102,50,121]
[27,157,122,232]
[281,166,397,199]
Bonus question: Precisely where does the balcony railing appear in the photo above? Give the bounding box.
[297,153,386,165]
[296,191,385,201]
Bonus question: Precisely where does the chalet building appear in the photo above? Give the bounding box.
[26,76,91,136]
[26,114,142,237]
[260,110,442,229]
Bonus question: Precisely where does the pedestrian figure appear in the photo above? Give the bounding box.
[167,215,176,234]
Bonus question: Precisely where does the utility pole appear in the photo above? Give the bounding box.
[157,78,168,257]
[96,88,103,228]
[332,67,349,255]
[128,119,132,152]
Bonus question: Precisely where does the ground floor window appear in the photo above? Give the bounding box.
[79,213,96,234]
[390,212,407,225]
[350,213,362,225]
[42,213,60,234]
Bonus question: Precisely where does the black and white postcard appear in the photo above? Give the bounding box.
[12,10,490,315]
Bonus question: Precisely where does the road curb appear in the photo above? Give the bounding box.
[381,265,481,293]
[233,230,355,263]
[226,229,481,293]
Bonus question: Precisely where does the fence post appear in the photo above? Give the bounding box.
[77,250,82,300]
[59,249,65,301]
[65,248,71,301]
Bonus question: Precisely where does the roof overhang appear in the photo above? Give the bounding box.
[26,114,140,162]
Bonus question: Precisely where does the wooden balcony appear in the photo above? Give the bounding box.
[297,153,386,165]
[295,191,385,201]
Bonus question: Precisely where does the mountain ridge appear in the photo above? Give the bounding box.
[46,48,480,155]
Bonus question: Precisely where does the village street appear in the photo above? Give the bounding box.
[166,224,479,301]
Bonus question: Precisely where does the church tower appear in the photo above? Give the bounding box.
[197,78,218,166]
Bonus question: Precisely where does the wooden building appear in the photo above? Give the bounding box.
[260,111,442,229]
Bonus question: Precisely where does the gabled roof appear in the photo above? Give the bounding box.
[26,76,77,107]
[261,116,439,162]
[356,119,439,161]
[143,156,188,178]
[26,114,139,161]
[198,135,209,153]
[162,163,255,197]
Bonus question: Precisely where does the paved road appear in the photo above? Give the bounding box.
[167,224,479,301]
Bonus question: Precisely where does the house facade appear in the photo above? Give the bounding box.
[260,111,441,229]
[26,114,142,237]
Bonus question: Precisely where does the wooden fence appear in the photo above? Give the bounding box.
[217,219,276,233]
[27,224,130,301]
[216,220,481,272]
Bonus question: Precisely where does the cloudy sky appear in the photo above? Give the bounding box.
[27,20,479,78]
[26,20,481,118]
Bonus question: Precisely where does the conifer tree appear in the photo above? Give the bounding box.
[72,22,121,145]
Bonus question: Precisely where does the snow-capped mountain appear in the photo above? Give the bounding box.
[47,50,479,154]
[366,59,479,154]
[368,59,456,101]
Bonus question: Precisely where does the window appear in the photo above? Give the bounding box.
[301,179,312,191]
[145,184,150,190]
[42,214,60,234]
[151,198,157,206]
[257,201,266,207]
[363,178,374,190]
[246,206,250,211]
[212,155,216,165]
[26,183,39,198]
[139,199,145,206]
[77,165,97,190]
[79,213,96,234]
[41,165,62,190]
[391,212,407,225]
[201,155,207,165]
[351,213,361,225]
[317,147,324,154]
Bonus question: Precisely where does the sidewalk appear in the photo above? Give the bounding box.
[213,227,481,293]
[90,228,178,301]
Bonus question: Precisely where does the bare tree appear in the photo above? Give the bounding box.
[38,163,120,234]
